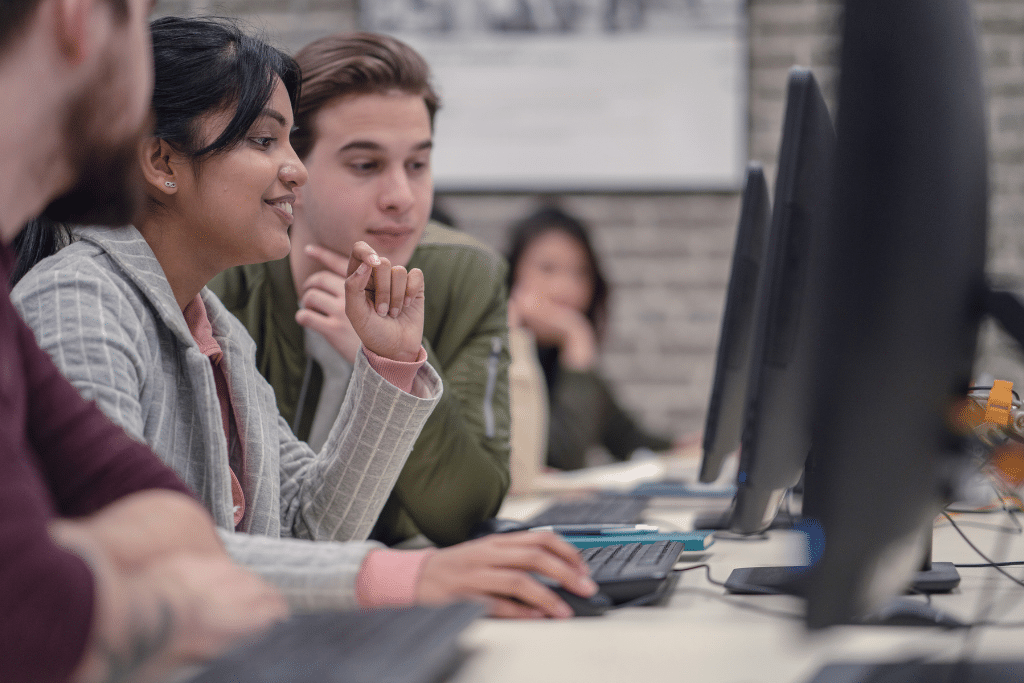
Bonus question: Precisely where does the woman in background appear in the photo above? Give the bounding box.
[507,205,678,472]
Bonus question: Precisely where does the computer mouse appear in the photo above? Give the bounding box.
[550,586,613,617]
[467,518,531,538]
[529,573,612,617]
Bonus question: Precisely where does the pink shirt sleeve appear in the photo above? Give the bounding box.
[362,346,428,394]
[355,548,437,607]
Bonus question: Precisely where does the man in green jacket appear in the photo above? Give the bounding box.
[210,32,510,547]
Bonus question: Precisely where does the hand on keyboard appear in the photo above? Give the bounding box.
[415,531,598,619]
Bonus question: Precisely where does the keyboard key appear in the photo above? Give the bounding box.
[578,540,685,604]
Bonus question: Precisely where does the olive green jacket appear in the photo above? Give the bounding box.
[210,222,511,546]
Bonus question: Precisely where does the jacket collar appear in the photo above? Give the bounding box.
[74,225,197,348]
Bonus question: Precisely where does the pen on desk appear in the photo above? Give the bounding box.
[530,524,660,535]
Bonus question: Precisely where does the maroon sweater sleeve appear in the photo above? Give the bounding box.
[1,245,191,683]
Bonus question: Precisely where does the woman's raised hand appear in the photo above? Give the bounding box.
[343,241,424,362]
[297,242,425,363]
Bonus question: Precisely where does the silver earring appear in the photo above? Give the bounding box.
[164,181,176,188]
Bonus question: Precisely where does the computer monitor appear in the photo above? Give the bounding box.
[727,66,836,535]
[802,0,989,629]
[699,162,772,484]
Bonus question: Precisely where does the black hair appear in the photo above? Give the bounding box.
[9,217,73,287]
[505,204,610,341]
[150,16,301,161]
[12,16,301,285]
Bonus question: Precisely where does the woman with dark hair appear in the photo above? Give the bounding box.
[13,16,595,619]
[507,205,676,472]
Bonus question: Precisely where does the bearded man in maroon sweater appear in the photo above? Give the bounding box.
[0,2,287,682]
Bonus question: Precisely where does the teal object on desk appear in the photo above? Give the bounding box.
[565,530,714,551]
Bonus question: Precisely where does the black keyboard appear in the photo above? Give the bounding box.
[583,539,685,605]
[526,495,649,527]
[186,602,485,683]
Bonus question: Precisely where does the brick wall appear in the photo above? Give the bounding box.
[156,0,1024,438]
[976,0,1024,385]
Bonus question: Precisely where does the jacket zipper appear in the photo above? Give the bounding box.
[483,336,501,438]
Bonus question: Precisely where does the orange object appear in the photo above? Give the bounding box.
[949,396,985,434]
[984,379,1014,427]
[989,442,1024,489]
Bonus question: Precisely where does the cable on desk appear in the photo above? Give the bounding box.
[964,482,1024,532]
[941,490,1024,534]
[941,468,1024,521]
[942,511,1024,590]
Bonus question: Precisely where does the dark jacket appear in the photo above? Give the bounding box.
[538,345,673,471]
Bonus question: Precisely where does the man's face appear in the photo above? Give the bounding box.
[296,91,433,268]
[43,0,154,225]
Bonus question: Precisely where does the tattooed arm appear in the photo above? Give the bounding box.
[51,492,288,683]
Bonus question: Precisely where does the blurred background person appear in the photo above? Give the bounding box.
[507,205,693,473]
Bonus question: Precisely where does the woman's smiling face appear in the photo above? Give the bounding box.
[171,78,308,271]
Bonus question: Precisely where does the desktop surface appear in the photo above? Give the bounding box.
[456,491,1024,683]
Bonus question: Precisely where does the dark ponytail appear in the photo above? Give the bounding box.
[10,217,73,287]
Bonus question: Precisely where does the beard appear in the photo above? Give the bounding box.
[41,134,144,226]
[42,53,150,227]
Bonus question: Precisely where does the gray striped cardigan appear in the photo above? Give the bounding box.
[12,226,442,610]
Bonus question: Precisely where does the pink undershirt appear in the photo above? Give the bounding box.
[183,294,434,607]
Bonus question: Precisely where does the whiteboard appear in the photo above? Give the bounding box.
[362,0,747,192]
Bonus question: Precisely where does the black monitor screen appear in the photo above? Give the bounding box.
[803,0,988,629]
[728,67,836,535]
[700,163,772,483]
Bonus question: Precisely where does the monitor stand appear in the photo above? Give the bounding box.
[693,476,804,531]
[910,534,960,593]
[692,505,799,532]
[721,458,818,595]
[722,539,959,597]
[722,461,959,598]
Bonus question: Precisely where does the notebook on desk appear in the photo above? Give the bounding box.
[565,530,714,551]
[183,603,484,683]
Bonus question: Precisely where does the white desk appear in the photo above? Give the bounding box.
[451,485,1024,683]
